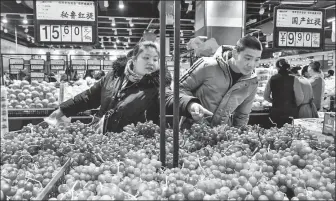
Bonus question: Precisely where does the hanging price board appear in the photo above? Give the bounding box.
[50,59,65,71]
[71,59,86,70]
[273,6,325,50]
[103,60,113,71]
[9,59,24,73]
[34,1,98,45]
[87,60,101,70]
[323,113,335,136]
[30,59,45,82]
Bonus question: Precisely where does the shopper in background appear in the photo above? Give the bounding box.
[307,61,325,111]
[301,65,310,78]
[325,69,334,78]
[94,70,106,80]
[263,59,304,127]
[84,70,94,79]
[291,66,318,118]
[46,41,212,133]
[179,35,262,128]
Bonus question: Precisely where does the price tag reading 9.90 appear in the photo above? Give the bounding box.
[278,31,320,48]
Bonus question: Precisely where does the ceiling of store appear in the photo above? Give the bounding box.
[1,0,335,55]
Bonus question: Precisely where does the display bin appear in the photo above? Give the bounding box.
[35,158,72,200]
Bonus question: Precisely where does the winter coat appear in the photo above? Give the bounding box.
[179,51,258,127]
[60,69,197,133]
[297,76,318,118]
[309,76,325,110]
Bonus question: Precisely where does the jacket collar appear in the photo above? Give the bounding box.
[136,70,172,88]
[215,55,257,81]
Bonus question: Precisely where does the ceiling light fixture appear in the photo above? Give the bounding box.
[119,0,124,9]
[259,5,265,15]
[16,0,21,3]
[128,38,131,43]
[129,19,134,27]
[129,29,132,35]
[24,27,29,33]
[108,37,112,42]
[116,38,120,43]
[2,15,8,24]
[104,0,109,8]
[23,16,28,24]
[114,29,118,35]
[114,43,117,48]
[126,43,129,48]
[180,31,183,37]
[111,19,116,26]
[4,28,8,33]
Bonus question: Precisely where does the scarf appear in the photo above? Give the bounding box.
[124,60,143,83]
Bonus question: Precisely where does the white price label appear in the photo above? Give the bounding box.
[295,32,304,46]
[9,59,24,64]
[31,72,45,78]
[312,32,320,47]
[87,66,101,70]
[286,32,295,46]
[72,60,86,65]
[40,25,51,41]
[61,25,71,42]
[51,60,65,65]
[72,26,82,42]
[51,25,61,42]
[31,65,44,70]
[82,26,93,42]
[51,65,64,70]
[278,31,287,46]
[73,65,85,70]
[30,60,45,65]
[10,65,24,70]
[88,60,101,65]
[303,32,312,47]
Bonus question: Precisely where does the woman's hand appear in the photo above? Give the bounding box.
[44,108,69,126]
[187,102,213,121]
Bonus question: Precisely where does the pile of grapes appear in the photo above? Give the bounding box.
[1,120,335,201]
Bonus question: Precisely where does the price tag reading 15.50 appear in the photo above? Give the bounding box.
[39,24,92,43]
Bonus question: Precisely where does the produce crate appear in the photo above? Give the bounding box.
[8,108,56,117]
[35,158,72,200]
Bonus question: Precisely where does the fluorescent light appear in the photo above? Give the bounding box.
[114,44,117,48]
[259,7,265,15]
[23,16,28,24]
[2,16,8,24]
[104,0,109,8]
[327,17,335,23]
[111,19,116,26]
[119,0,124,9]
[129,29,132,35]
[24,27,29,33]
[280,0,315,5]
[116,38,120,43]
[4,28,8,33]
[16,0,21,3]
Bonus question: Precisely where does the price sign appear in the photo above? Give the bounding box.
[87,59,101,70]
[72,59,86,71]
[273,6,325,50]
[34,1,98,45]
[51,59,65,71]
[30,59,45,83]
[103,60,113,71]
[9,59,24,73]
[323,113,335,136]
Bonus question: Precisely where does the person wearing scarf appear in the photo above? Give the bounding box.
[46,41,212,133]
[263,59,304,127]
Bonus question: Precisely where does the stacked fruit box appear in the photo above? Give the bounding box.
[1,86,9,136]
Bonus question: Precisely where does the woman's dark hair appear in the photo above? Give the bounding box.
[131,41,160,59]
[276,58,290,70]
[310,61,321,72]
[112,55,128,77]
[290,66,302,75]
[328,70,334,76]
[235,35,263,52]
[301,65,309,76]
[84,70,94,78]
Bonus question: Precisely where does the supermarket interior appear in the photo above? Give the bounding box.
[0,0,335,200]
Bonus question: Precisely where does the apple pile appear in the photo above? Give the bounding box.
[6,80,59,109]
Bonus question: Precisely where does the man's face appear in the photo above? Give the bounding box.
[233,48,262,75]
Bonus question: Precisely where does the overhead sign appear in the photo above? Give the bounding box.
[87,60,101,70]
[9,59,24,73]
[71,59,86,70]
[34,1,98,45]
[273,6,325,50]
[50,59,65,71]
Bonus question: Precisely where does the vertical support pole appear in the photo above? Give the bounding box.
[173,1,181,168]
[15,26,18,53]
[160,0,167,167]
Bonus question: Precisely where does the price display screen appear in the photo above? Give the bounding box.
[273,6,325,50]
[71,59,86,71]
[34,1,98,45]
[50,59,65,71]
[30,59,45,82]
[87,59,101,70]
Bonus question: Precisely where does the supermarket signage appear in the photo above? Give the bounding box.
[50,59,65,71]
[273,6,325,50]
[323,113,335,136]
[87,60,101,70]
[103,60,113,70]
[33,1,98,45]
[9,59,24,73]
[71,59,86,70]
[30,59,45,82]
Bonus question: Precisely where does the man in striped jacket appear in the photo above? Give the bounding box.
[180,35,263,128]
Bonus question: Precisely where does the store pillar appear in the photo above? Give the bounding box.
[46,52,51,75]
[194,1,246,45]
